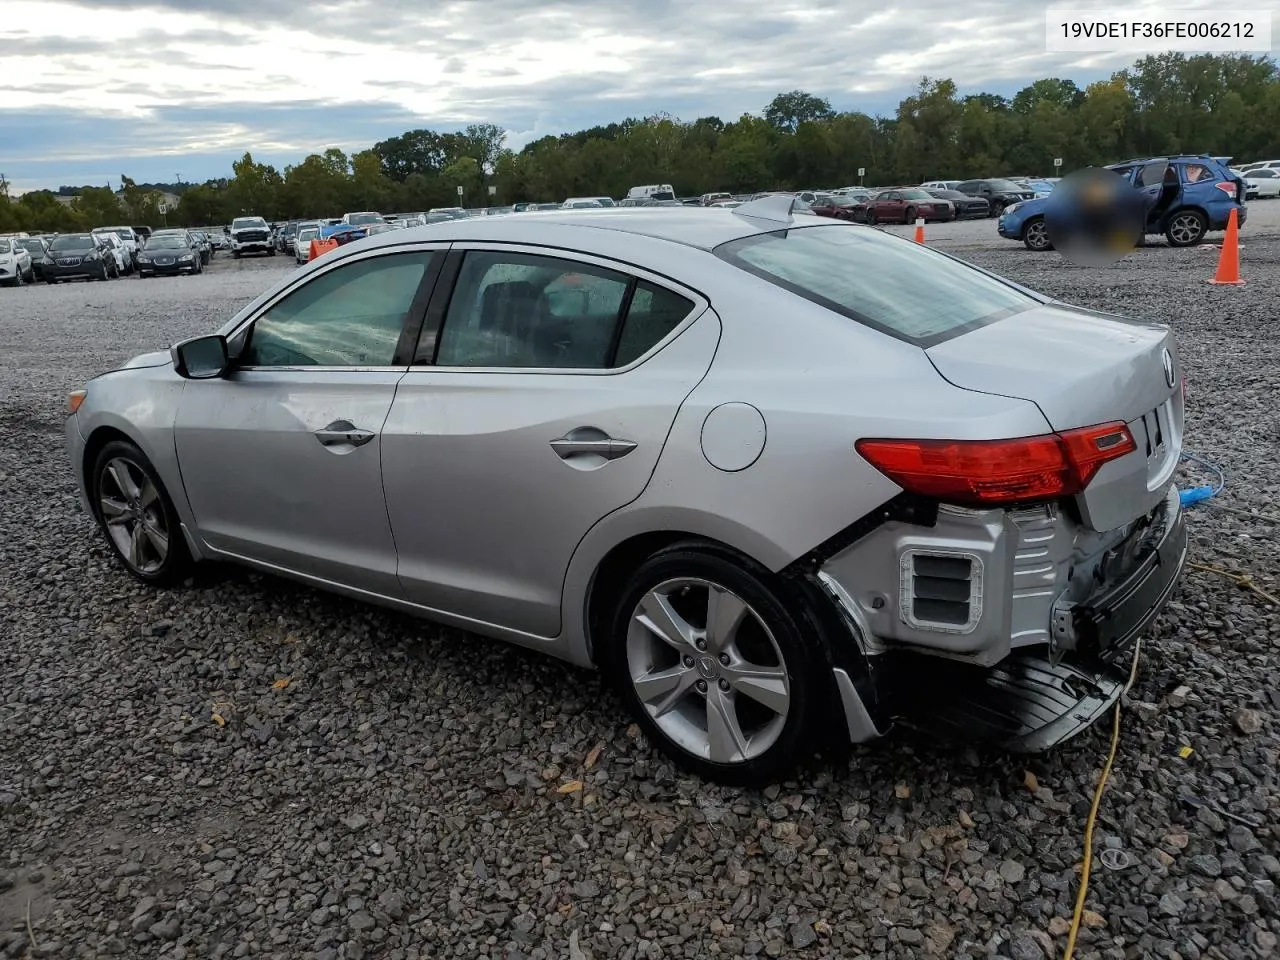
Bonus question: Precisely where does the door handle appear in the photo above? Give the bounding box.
[315,420,375,448]
[550,430,637,461]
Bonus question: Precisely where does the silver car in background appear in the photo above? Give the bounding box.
[64,197,1186,784]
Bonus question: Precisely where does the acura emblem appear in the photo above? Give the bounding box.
[1161,348,1175,389]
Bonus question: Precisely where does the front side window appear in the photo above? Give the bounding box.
[435,252,629,369]
[242,251,434,367]
[0,240,10,254]
[716,224,1037,347]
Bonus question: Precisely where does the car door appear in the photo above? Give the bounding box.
[1133,161,1174,226]
[380,246,720,638]
[173,245,445,595]
[878,191,903,218]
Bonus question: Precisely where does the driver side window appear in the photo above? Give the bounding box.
[242,251,434,367]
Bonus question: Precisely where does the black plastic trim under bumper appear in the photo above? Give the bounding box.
[1074,486,1187,667]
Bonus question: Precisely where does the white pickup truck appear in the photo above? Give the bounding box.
[228,216,274,258]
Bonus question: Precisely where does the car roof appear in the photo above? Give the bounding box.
[350,207,785,254]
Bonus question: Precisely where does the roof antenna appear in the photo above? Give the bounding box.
[732,194,796,225]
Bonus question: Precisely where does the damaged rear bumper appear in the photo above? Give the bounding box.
[818,486,1187,752]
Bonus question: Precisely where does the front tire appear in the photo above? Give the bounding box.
[603,543,826,786]
[903,206,916,225]
[1165,209,1208,247]
[90,440,193,587]
[1022,217,1052,251]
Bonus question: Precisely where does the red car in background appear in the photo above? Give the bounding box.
[863,187,955,225]
[810,191,869,221]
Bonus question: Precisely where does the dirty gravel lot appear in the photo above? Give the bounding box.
[1,214,1278,960]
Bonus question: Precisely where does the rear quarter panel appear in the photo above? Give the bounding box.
[560,258,1054,661]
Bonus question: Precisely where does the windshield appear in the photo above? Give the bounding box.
[988,179,1027,193]
[148,236,186,249]
[51,235,94,250]
[297,229,319,241]
[347,213,383,225]
[715,224,1037,346]
[16,239,42,251]
[232,218,266,230]
[899,189,934,200]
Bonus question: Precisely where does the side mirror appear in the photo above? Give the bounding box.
[172,334,229,379]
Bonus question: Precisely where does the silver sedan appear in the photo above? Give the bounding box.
[65,198,1187,784]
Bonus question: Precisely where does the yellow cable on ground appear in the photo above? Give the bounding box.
[1186,561,1280,607]
[1062,638,1142,960]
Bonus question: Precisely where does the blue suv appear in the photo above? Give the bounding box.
[999,156,1247,251]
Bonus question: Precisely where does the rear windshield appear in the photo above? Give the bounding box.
[715,224,1037,346]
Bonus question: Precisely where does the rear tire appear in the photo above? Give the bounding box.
[90,440,193,587]
[602,542,827,786]
[1165,209,1208,247]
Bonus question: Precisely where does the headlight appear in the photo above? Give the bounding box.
[1003,203,1021,216]
[137,256,152,264]
[179,254,194,261]
[84,253,98,261]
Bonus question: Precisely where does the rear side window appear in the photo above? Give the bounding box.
[715,224,1037,347]
[1181,164,1213,184]
[614,283,695,367]
[433,251,694,369]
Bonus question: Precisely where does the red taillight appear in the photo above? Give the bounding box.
[855,422,1136,507]
[1215,182,1237,196]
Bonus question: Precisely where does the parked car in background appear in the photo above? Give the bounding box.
[562,198,605,209]
[67,197,1189,785]
[920,180,962,191]
[924,188,990,219]
[95,232,132,276]
[343,211,385,227]
[273,221,298,254]
[954,179,1036,216]
[95,226,141,267]
[229,216,274,258]
[136,233,203,276]
[1012,179,1056,198]
[149,227,207,265]
[189,231,214,265]
[293,225,321,264]
[13,237,50,280]
[626,184,676,202]
[132,226,152,244]
[42,233,119,282]
[700,192,733,206]
[998,155,1247,250]
[1242,168,1280,198]
[1239,159,1280,172]
[809,193,861,220]
[864,188,955,224]
[0,236,35,286]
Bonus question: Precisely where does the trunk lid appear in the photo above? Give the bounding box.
[926,302,1183,531]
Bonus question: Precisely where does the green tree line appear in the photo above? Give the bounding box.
[2,53,1277,233]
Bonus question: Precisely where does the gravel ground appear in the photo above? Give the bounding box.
[1,216,1278,960]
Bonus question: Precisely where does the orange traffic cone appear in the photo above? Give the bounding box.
[1207,208,1244,285]
[913,217,925,244]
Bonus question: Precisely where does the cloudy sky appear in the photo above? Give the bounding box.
[1,0,1268,193]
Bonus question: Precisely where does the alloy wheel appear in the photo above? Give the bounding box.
[626,578,790,764]
[1024,219,1050,250]
[98,457,170,575]
[1168,212,1204,245]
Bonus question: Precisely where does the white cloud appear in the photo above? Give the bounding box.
[0,0,1263,190]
